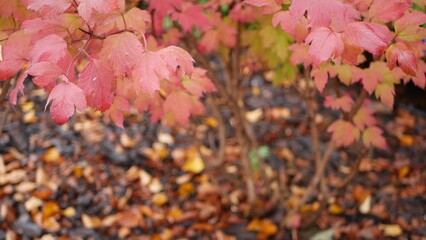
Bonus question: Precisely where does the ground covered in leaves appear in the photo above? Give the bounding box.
[0,78,425,240]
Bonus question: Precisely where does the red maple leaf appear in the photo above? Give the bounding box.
[0,31,31,81]
[99,32,144,76]
[158,46,195,75]
[375,82,396,108]
[78,58,114,111]
[149,0,184,18]
[394,10,426,41]
[306,27,344,66]
[244,0,281,14]
[288,43,311,67]
[46,82,87,125]
[385,42,417,76]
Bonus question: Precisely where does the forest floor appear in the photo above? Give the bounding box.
[0,77,425,240]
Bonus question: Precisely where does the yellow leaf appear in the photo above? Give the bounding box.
[204,117,219,128]
[62,207,76,218]
[152,193,168,206]
[329,203,344,215]
[41,148,63,165]
[380,224,402,237]
[399,135,414,147]
[42,201,60,218]
[182,155,205,174]
[82,214,102,229]
[178,182,195,198]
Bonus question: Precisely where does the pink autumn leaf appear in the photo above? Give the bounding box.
[158,46,195,75]
[327,120,360,147]
[306,27,344,66]
[368,0,410,23]
[289,0,359,29]
[29,34,67,64]
[99,32,144,76]
[9,71,29,105]
[288,43,312,67]
[77,0,120,22]
[362,126,387,150]
[344,22,393,56]
[148,0,184,18]
[272,11,308,43]
[46,82,87,125]
[375,82,395,108]
[182,68,216,97]
[28,0,72,19]
[394,10,426,42]
[412,60,426,89]
[0,30,31,81]
[353,107,377,130]
[22,14,82,40]
[78,58,114,111]
[171,4,212,32]
[324,95,354,112]
[385,42,417,76]
[103,96,130,129]
[27,61,63,87]
[244,0,281,14]
[133,51,169,94]
[163,91,205,126]
[134,93,164,123]
[311,65,330,92]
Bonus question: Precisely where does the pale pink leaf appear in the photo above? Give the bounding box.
[362,126,387,150]
[46,82,87,124]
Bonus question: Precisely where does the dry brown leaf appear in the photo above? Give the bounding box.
[116,209,142,228]
[32,186,53,200]
[118,227,131,238]
[125,166,140,182]
[149,178,163,193]
[24,197,43,212]
[82,214,102,229]
[16,181,36,193]
[102,215,117,227]
[203,117,219,128]
[42,216,61,232]
[245,108,263,123]
[120,133,137,148]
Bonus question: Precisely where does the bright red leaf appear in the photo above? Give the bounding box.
[46,82,87,125]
